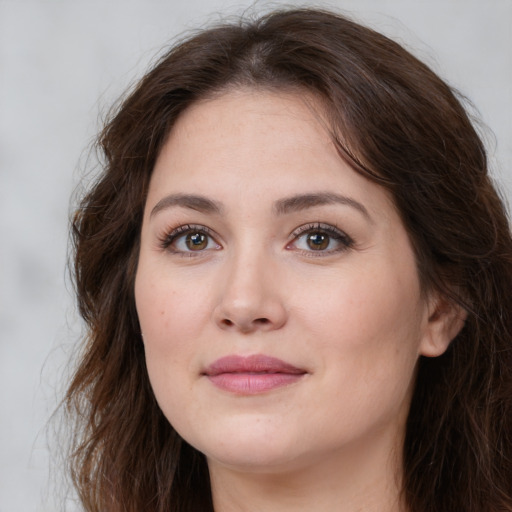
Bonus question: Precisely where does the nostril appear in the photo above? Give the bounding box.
[220,317,270,329]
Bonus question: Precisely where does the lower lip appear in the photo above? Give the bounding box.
[207,372,304,394]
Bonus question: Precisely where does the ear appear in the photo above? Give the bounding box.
[419,293,467,357]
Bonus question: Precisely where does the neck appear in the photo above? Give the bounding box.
[208,427,407,512]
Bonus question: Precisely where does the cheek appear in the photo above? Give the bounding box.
[134,268,205,423]
[134,266,204,386]
[293,260,425,394]
[300,261,423,342]
[135,263,208,340]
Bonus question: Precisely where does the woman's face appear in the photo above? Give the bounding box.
[135,90,450,474]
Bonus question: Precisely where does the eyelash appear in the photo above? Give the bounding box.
[158,224,220,256]
[287,223,354,256]
[158,222,354,256]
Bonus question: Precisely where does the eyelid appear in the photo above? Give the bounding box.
[287,222,354,254]
[156,222,353,256]
[158,224,222,254]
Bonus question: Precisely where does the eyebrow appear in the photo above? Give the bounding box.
[273,192,371,221]
[149,191,371,221]
[150,193,223,218]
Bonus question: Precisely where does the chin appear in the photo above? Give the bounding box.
[184,422,307,472]
[204,445,307,475]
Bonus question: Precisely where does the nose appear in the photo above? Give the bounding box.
[213,250,287,334]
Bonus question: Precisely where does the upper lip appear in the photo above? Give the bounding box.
[203,354,306,376]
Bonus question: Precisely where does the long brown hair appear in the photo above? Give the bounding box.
[68,8,512,511]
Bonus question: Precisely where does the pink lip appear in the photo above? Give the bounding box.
[203,355,306,394]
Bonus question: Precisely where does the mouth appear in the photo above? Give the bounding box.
[203,354,307,394]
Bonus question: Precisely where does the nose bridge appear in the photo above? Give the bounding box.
[213,237,286,332]
[222,240,272,312]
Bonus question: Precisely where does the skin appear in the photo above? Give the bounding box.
[135,90,462,512]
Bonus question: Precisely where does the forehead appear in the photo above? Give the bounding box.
[148,89,396,219]
[166,89,333,162]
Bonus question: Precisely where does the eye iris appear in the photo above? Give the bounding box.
[186,232,207,250]
[307,232,329,250]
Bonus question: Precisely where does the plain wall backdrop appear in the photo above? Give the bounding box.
[1,0,510,510]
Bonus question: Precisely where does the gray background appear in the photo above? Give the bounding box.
[1,0,510,510]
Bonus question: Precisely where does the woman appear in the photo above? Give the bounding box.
[67,7,512,512]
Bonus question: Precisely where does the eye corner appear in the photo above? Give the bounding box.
[287,222,354,256]
[157,223,222,255]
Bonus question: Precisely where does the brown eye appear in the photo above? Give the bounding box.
[306,232,329,250]
[163,225,221,254]
[186,232,208,250]
[289,223,354,255]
